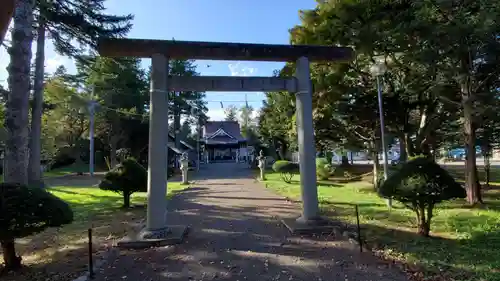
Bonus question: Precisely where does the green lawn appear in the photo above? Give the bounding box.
[264,173,500,281]
[0,163,95,182]
[444,165,500,186]
[43,163,89,178]
[49,182,187,220]
[5,182,189,281]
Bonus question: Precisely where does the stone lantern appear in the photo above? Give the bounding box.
[256,150,266,181]
[180,152,189,184]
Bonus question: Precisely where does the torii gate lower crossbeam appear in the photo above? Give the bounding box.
[97,38,354,247]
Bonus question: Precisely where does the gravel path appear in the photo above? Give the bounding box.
[94,163,408,281]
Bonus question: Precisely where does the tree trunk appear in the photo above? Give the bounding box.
[27,16,45,188]
[173,97,181,167]
[416,206,430,237]
[431,145,438,160]
[398,136,407,162]
[341,155,349,166]
[417,219,430,237]
[109,135,118,168]
[278,141,288,161]
[463,100,482,205]
[372,149,380,189]
[1,239,22,271]
[484,155,490,186]
[123,192,131,208]
[174,110,181,149]
[404,133,413,158]
[5,0,35,185]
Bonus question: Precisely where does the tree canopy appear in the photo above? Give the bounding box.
[258,0,500,205]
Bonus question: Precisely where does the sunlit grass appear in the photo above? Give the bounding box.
[264,173,500,281]
[2,182,189,281]
[444,165,500,186]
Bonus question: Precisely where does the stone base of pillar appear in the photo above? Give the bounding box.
[116,225,189,249]
[281,217,342,236]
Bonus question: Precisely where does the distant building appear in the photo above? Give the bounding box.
[200,121,248,162]
[167,133,195,167]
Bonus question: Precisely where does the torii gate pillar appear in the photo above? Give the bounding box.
[97,38,354,246]
[142,53,172,237]
[294,56,321,224]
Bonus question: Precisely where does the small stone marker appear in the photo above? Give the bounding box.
[257,150,266,181]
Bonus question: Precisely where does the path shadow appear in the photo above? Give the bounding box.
[195,163,254,181]
[202,183,238,186]
[194,195,303,202]
[94,186,410,281]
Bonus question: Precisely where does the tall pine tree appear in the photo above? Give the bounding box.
[28,0,133,187]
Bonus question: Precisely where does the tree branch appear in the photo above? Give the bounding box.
[438,95,461,107]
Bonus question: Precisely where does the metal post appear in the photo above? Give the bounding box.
[88,228,94,279]
[376,76,392,207]
[354,205,362,253]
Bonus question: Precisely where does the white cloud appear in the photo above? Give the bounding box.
[206,107,261,123]
[207,108,226,121]
[228,62,257,77]
[45,54,73,74]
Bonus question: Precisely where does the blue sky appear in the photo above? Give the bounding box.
[0,0,316,120]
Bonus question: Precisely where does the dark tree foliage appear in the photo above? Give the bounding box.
[39,0,133,64]
[272,160,299,183]
[379,157,466,237]
[0,183,73,270]
[98,158,147,208]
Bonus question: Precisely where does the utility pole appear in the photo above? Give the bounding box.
[197,112,201,171]
[370,61,392,208]
[88,90,97,176]
[191,106,201,171]
[245,93,249,164]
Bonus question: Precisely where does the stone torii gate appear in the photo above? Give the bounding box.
[97,38,353,246]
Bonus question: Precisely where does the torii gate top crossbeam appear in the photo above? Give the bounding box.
[97,38,354,62]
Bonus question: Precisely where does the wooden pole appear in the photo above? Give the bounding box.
[355,205,363,252]
[88,228,94,279]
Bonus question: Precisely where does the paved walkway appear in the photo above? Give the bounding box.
[94,163,408,281]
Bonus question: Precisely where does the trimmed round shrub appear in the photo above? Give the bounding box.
[116,148,131,163]
[316,157,331,180]
[98,157,147,208]
[379,157,466,237]
[272,160,299,183]
[272,160,291,172]
[50,147,76,169]
[0,183,73,270]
